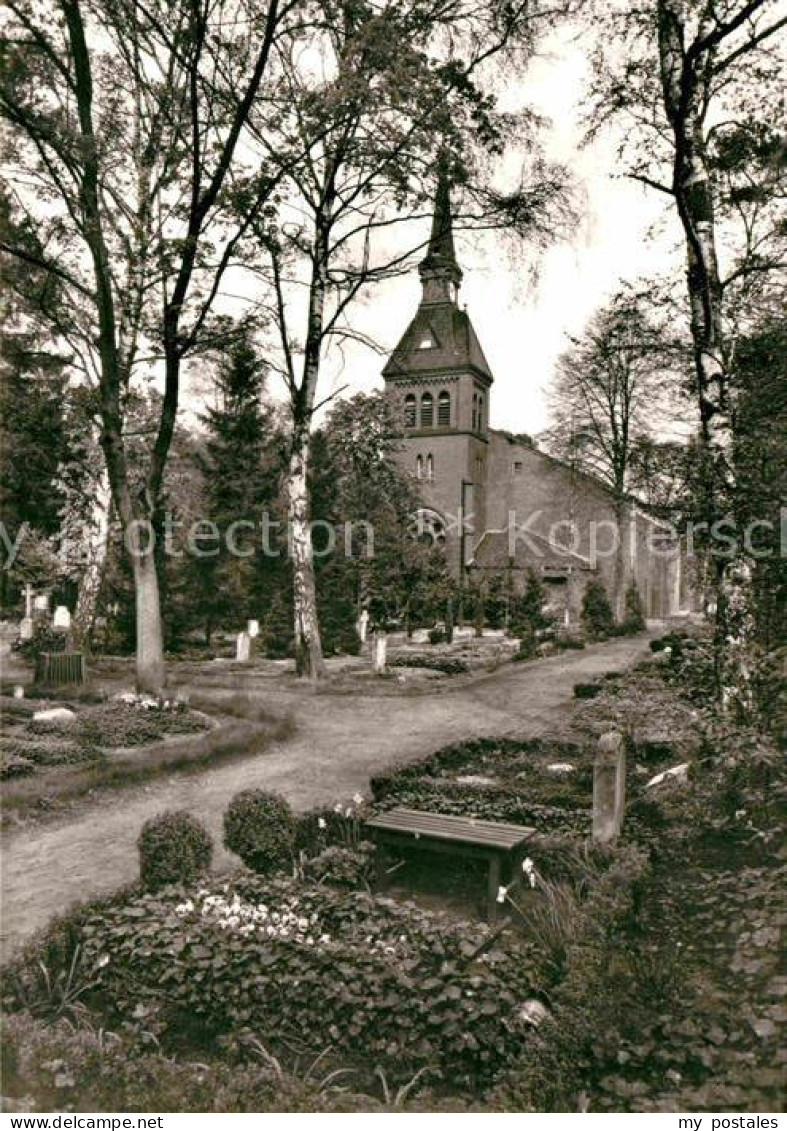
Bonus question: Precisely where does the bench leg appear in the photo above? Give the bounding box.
[486,855,502,923]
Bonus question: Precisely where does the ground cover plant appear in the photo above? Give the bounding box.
[488,630,786,1113]
[1,698,293,829]
[0,696,210,783]
[387,654,470,676]
[5,876,548,1095]
[370,736,596,837]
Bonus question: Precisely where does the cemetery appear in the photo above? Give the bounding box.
[1,616,784,1112]
[1,0,784,1115]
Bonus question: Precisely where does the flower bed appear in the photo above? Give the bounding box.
[75,876,546,1089]
[370,737,594,836]
[0,698,210,782]
[387,655,470,676]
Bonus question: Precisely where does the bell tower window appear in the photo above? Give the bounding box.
[437,390,451,427]
[426,454,434,482]
[404,393,416,428]
[420,392,434,427]
[416,454,423,479]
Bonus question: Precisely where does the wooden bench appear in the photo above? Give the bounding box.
[365,807,535,922]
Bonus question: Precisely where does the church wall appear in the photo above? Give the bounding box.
[392,432,489,572]
[483,434,681,619]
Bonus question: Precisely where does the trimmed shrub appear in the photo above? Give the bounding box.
[223,789,296,874]
[138,811,213,892]
[428,626,446,645]
[510,570,553,639]
[14,625,67,661]
[581,580,615,640]
[573,682,602,699]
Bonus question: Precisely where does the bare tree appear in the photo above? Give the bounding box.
[543,292,684,613]
[585,0,786,709]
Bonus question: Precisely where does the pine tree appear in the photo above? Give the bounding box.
[622,582,646,635]
[0,333,68,606]
[582,579,615,640]
[510,569,553,657]
[191,335,282,643]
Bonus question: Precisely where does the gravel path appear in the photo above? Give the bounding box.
[0,634,649,956]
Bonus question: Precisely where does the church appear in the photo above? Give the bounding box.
[382,180,692,626]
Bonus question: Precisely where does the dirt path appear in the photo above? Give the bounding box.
[1,635,649,956]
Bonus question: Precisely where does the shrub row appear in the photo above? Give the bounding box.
[388,655,470,676]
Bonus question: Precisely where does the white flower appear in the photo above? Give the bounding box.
[345,807,353,818]
[96,954,110,969]
[496,885,508,904]
[334,803,343,814]
[522,857,537,888]
[352,792,364,806]
[318,817,327,830]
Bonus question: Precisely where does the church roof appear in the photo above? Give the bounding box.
[472,529,594,571]
[382,301,494,381]
[383,164,493,383]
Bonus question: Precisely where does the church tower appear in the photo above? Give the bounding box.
[383,171,494,572]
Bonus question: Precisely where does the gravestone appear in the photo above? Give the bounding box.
[34,594,49,614]
[19,618,34,641]
[372,632,387,674]
[356,608,370,644]
[592,730,626,842]
[236,631,251,663]
[53,605,71,631]
[247,619,260,638]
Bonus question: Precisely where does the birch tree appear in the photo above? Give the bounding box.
[1,0,294,692]
[585,0,786,710]
[246,0,574,677]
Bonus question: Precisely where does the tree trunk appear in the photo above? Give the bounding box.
[72,468,111,649]
[132,544,166,694]
[288,426,325,679]
[657,0,754,711]
[612,498,626,622]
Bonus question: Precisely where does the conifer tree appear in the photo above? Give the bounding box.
[192,335,282,643]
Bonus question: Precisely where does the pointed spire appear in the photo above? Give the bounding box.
[426,169,457,265]
[419,156,462,305]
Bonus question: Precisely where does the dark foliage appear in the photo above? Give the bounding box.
[223,789,296,874]
[138,811,213,892]
[622,582,646,634]
[581,580,615,639]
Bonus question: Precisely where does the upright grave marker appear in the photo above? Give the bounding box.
[236,631,252,663]
[593,730,626,842]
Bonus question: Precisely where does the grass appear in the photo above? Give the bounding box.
[2,696,294,829]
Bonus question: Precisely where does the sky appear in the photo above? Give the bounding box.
[304,25,683,437]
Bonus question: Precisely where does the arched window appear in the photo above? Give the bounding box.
[404,393,416,428]
[437,390,451,427]
[471,393,478,432]
[420,392,434,427]
[416,454,423,479]
[426,453,434,482]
